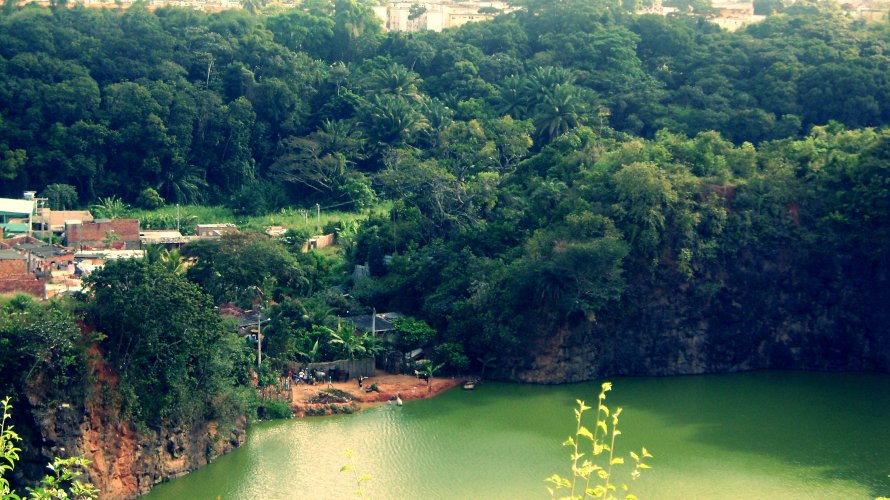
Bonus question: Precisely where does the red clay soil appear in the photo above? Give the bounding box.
[288,370,462,416]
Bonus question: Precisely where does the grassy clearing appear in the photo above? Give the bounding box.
[122,203,390,235]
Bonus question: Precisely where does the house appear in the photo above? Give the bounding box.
[36,209,94,235]
[140,229,190,247]
[372,1,517,32]
[73,249,145,276]
[0,196,36,237]
[10,242,75,273]
[65,219,140,249]
[0,249,44,297]
[74,249,145,263]
[0,234,40,250]
[343,312,403,341]
[235,312,270,342]
[219,304,270,341]
[302,234,335,252]
[195,223,238,238]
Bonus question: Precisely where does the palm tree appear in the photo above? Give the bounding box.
[300,299,337,327]
[160,248,185,275]
[329,324,366,360]
[421,362,444,393]
[362,94,429,149]
[91,195,126,219]
[316,119,365,159]
[157,161,206,204]
[477,354,497,379]
[360,334,384,359]
[332,0,381,61]
[525,66,576,104]
[415,97,454,149]
[534,84,587,143]
[495,76,529,119]
[296,339,322,364]
[366,63,424,102]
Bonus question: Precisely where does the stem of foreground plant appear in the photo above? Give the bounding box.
[547,382,652,500]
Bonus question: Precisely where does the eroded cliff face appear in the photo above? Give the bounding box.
[17,344,247,500]
[29,396,246,500]
[513,253,890,383]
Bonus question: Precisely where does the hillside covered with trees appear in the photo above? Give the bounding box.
[1,0,890,494]
[2,0,890,210]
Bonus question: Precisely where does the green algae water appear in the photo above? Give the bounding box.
[143,371,890,499]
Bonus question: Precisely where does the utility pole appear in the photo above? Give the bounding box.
[257,305,262,368]
[176,203,181,233]
[316,203,321,233]
[250,285,264,368]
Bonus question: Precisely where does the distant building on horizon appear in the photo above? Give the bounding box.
[372,1,517,32]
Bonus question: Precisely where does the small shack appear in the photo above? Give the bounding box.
[0,249,44,297]
[196,224,238,238]
[343,312,403,343]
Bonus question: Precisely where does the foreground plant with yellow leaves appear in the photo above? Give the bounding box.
[546,382,653,500]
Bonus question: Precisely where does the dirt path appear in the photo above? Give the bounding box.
[287,370,463,416]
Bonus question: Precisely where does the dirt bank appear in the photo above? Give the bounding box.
[287,370,463,416]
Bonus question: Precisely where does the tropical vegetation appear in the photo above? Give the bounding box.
[1,0,889,494]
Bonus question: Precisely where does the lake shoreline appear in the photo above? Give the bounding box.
[286,370,464,417]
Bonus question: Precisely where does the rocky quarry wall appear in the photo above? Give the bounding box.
[24,396,246,500]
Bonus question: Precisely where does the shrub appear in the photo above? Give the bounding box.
[137,187,165,209]
[261,398,293,419]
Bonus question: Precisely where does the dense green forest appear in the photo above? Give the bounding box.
[2,0,890,488]
[2,0,890,209]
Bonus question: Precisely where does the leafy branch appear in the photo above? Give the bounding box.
[546,382,653,500]
[340,449,371,498]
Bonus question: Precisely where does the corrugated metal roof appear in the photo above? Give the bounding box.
[13,243,73,259]
[343,313,403,333]
[0,223,30,233]
[0,249,26,260]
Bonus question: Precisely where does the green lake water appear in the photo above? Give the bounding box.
[143,371,890,499]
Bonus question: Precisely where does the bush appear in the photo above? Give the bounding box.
[261,398,293,419]
[392,317,437,352]
[137,187,165,209]
[432,343,470,375]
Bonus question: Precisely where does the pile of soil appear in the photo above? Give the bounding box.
[288,370,463,417]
